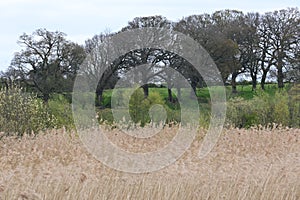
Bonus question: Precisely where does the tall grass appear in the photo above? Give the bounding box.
[0,127,299,199]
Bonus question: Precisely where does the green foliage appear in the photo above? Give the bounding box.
[226,97,257,128]
[127,89,191,126]
[165,108,181,123]
[226,89,299,128]
[288,84,300,127]
[199,109,211,129]
[94,84,299,129]
[272,90,289,126]
[102,91,112,108]
[98,88,182,126]
[47,94,75,130]
[129,89,165,126]
[196,87,211,100]
[1,84,296,135]
[97,108,114,125]
[0,86,56,137]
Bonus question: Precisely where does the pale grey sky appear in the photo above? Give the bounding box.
[0,0,299,71]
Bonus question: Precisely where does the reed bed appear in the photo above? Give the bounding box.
[0,127,299,199]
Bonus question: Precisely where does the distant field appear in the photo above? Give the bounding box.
[105,83,282,100]
[0,127,299,199]
[100,83,284,108]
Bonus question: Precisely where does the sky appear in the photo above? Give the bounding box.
[0,0,299,71]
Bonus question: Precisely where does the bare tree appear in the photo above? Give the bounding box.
[10,28,85,102]
[262,8,300,88]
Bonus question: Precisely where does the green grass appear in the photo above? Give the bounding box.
[99,84,282,117]
[226,84,281,100]
[104,84,284,105]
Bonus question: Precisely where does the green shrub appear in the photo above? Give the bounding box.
[226,97,260,128]
[226,90,274,128]
[129,89,161,126]
[250,90,272,126]
[98,88,172,126]
[0,86,56,137]
[128,89,192,126]
[198,109,211,129]
[102,92,112,108]
[47,94,75,130]
[97,108,114,124]
[288,84,300,127]
[272,90,289,126]
[98,85,299,129]
[165,108,181,124]
[226,89,298,128]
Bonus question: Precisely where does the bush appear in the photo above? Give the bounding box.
[272,90,289,126]
[102,92,112,108]
[288,84,300,127]
[98,88,173,126]
[47,94,75,130]
[226,97,260,128]
[98,86,299,129]
[129,89,164,126]
[0,86,56,137]
[226,89,299,128]
[97,108,114,124]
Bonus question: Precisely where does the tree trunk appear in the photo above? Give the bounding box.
[277,50,285,89]
[277,65,284,88]
[252,80,257,91]
[96,88,103,107]
[190,80,197,98]
[168,88,173,102]
[251,74,257,91]
[42,93,50,104]
[261,71,267,90]
[231,72,238,94]
[142,84,149,98]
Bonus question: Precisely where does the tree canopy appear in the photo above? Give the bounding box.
[1,8,299,103]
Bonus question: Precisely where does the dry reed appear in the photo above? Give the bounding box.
[0,126,299,199]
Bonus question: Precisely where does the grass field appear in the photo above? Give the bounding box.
[102,83,283,105]
[0,127,299,199]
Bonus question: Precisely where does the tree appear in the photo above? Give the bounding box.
[285,41,300,83]
[10,28,86,102]
[82,15,203,106]
[0,67,25,89]
[174,10,243,93]
[257,14,275,90]
[121,16,173,98]
[0,71,8,89]
[121,15,172,31]
[262,8,300,88]
[83,33,140,106]
[237,12,261,90]
[212,10,247,93]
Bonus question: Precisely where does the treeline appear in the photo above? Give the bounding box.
[0,8,299,103]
